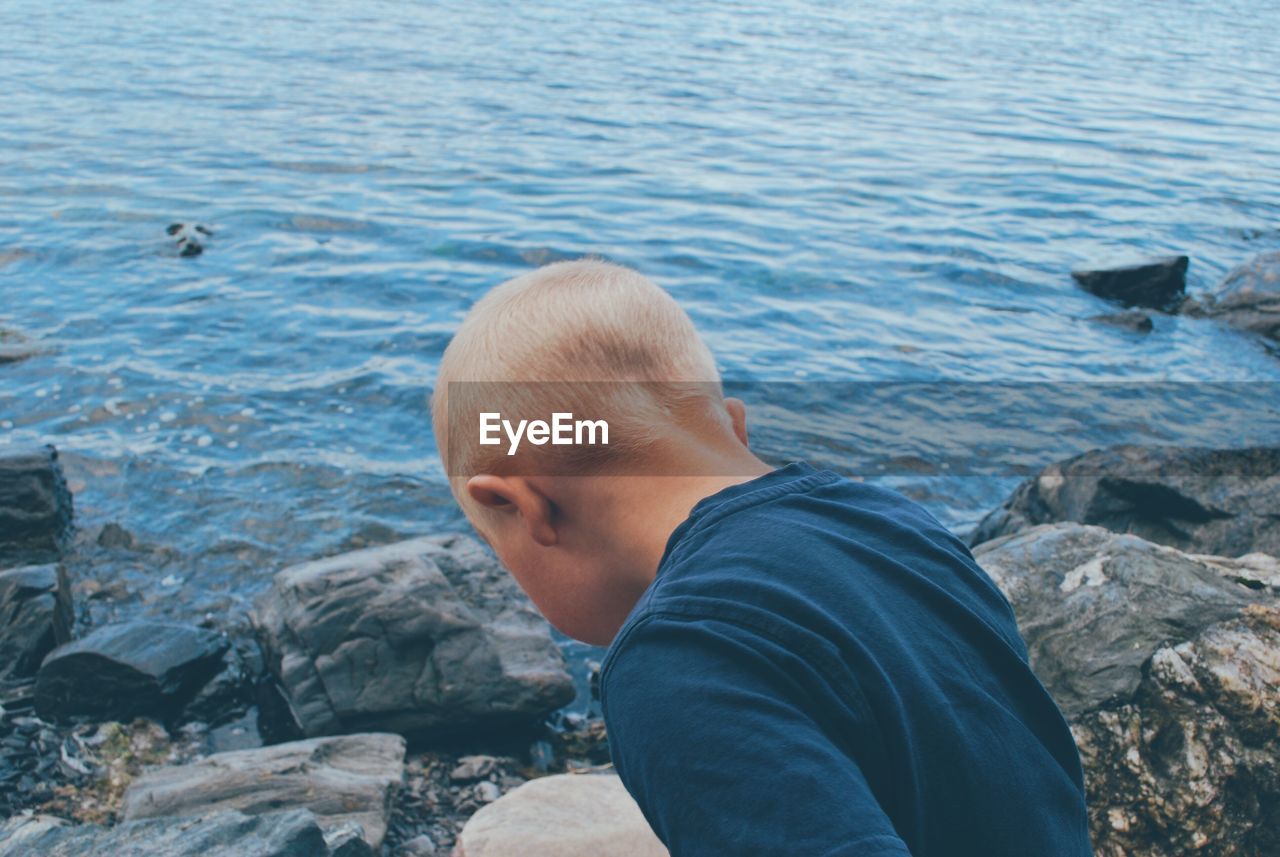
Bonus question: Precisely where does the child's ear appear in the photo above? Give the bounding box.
[724,397,750,447]
[466,474,558,547]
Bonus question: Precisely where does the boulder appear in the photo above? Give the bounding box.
[35,621,229,723]
[1075,604,1280,857]
[0,445,73,565]
[0,809,329,857]
[1072,256,1188,311]
[968,444,1280,557]
[973,525,1279,855]
[455,774,667,857]
[122,733,405,851]
[0,328,41,365]
[972,523,1265,716]
[0,563,71,679]
[253,535,574,739]
[1182,250,1280,346]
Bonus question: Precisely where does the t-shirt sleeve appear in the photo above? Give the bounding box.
[600,612,912,857]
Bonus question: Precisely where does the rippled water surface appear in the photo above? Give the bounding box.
[3,1,1280,655]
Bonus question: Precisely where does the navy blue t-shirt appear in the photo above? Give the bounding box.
[600,462,1091,856]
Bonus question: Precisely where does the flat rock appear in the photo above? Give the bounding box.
[455,774,667,857]
[35,621,229,722]
[122,733,405,850]
[0,563,71,679]
[0,809,329,857]
[253,535,574,739]
[0,445,73,565]
[1073,604,1280,856]
[973,523,1267,716]
[968,444,1280,557]
[1183,250,1280,346]
[1072,256,1188,310]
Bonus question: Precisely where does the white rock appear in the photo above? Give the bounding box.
[455,773,666,857]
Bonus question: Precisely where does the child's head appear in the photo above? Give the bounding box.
[432,259,765,644]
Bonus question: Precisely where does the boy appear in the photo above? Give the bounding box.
[431,260,1092,856]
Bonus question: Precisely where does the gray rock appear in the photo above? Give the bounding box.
[0,563,71,679]
[1073,604,1280,857]
[0,445,73,565]
[973,523,1266,716]
[1182,250,1280,346]
[968,444,1280,557]
[35,621,230,722]
[1072,256,1188,311]
[397,833,439,856]
[122,732,405,851]
[973,525,1280,854]
[324,822,376,857]
[253,535,574,739]
[1087,309,1154,333]
[451,754,500,782]
[0,809,329,857]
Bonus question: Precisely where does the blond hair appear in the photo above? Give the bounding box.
[431,259,723,482]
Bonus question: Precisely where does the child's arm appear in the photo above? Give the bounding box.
[601,613,911,857]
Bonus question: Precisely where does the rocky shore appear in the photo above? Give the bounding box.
[1,251,1278,855]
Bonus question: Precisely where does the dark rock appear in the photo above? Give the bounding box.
[1087,309,1154,333]
[972,523,1265,716]
[1182,251,1280,346]
[35,621,229,723]
[95,522,136,550]
[968,444,1280,556]
[0,564,71,679]
[0,809,329,857]
[0,445,73,565]
[253,535,574,739]
[1072,256,1188,311]
[325,823,377,857]
[181,643,256,727]
[122,733,405,851]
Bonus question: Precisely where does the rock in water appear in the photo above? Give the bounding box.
[968,444,1280,557]
[972,524,1264,716]
[122,733,405,851]
[35,621,229,722]
[0,564,72,679]
[0,445,73,565]
[455,774,668,857]
[0,809,329,857]
[1087,309,1154,333]
[1183,250,1280,346]
[1071,256,1188,311]
[253,535,574,738]
[973,524,1279,855]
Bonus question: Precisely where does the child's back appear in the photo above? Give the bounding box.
[601,463,1091,856]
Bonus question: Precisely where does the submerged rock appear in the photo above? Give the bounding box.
[455,773,667,857]
[968,444,1280,557]
[974,524,1279,855]
[973,523,1265,716]
[1072,256,1188,311]
[0,563,72,679]
[0,445,73,565]
[1087,309,1153,333]
[1182,250,1280,347]
[122,733,405,850]
[35,621,229,723]
[253,535,574,739]
[0,809,329,857]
